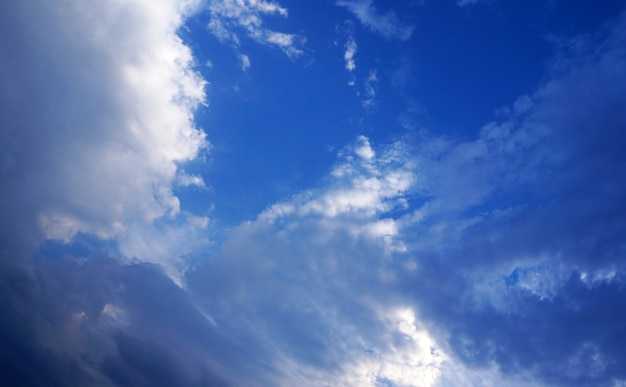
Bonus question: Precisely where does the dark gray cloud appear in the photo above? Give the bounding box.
[0,255,241,386]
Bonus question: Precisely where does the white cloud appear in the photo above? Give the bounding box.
[344,36,358,81]
[188,137,446,385]
[344,52,357,72]
[0,0,208,264]
[207,0,305,59]
[188,134,550,385]
[336,0,414,41]
[120,213,211,285]
[3,2,626,386]
[362,69,379,108]
[261,135,414,225]
[239,53,252,70]
[176,170,207,188]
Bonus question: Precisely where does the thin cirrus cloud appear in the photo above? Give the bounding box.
[362,69,379,109]
[207,0,305,59]
[336,0,415,41]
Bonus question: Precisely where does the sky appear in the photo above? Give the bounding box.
[1,0,626,386]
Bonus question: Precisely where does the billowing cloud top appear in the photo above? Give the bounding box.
[0,0,207,263]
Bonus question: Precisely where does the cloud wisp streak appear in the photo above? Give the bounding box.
[336,0,414,41]
[207,0,305,59]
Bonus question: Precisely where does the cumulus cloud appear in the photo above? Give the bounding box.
[207,0,305,59]
[0,134,449,386]
[0,0,208,264]
[336,0,414,41]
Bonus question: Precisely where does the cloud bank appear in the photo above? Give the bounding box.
[0,0,208,273]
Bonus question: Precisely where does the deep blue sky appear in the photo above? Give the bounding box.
[179,0,625,224]
[2,0,626,386]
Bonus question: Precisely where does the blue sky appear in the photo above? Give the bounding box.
[2,0,626,386]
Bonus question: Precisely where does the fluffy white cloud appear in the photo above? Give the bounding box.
[0,0,208,262]
[336,0,414,41]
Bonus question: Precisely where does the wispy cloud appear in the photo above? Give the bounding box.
[207,0,305,59]
[239,53,251,71]
[189,136,447,385]
[362,69,378,108]
[336,0,414,41]
[344,35,358,85]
